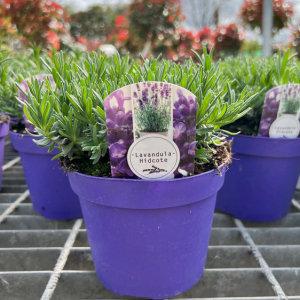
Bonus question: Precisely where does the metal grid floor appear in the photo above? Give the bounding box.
[0,140,300,300]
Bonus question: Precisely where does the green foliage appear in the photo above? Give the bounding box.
[19,47,259,170]
[134,91,171,133]
[280,98,300,115]
[70,5,122,41]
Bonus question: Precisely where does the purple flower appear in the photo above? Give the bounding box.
[142,88,149,104]
[179,104,190,117]
[187,128,196,136]
[188,141,196,156]
[106,118,116,129]
[118,159,134,176]
[115,111,126,125]
[173,122,186,140]
[104,90,131,110]
[190,104,197,116]
[182,142,190,153]
[110,140,127,159]
[133,92,138,98]
[174,101,180,110]
[176,89,189,107]
[105,107,118,121]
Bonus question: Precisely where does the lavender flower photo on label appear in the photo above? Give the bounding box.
[104,82,197,179]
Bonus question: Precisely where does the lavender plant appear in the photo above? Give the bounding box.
[221,49,298,135]
[134,83,172,133]
[280,98,300,115]
[18,48,259,176]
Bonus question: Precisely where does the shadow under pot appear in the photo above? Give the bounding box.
[10,132,82,220]
[0,122,9,190]
[216,135,300,222]
[68,167,225,299]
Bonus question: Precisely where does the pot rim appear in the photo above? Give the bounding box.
[71,162,227,183]
[238,134,300,141]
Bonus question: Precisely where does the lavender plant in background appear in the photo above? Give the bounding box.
[18,75,55,133]
[173,88,197,176]
[104,89,135,178]
[133,82,171,135]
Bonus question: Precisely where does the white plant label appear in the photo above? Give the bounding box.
[269,115,300,138]
[258,84,300,138]
[104,82,197,179]
[128,134,180,180]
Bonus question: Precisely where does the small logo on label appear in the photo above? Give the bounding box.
[127,134,180,180]
[143,165,167,175]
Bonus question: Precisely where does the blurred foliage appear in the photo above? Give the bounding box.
[213,24,243,58]
[239,0,293,33]
[70,5,124,42]
[127,0,184,54]
[0,0,69,48]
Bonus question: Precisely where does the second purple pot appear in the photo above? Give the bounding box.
[68,168,225,299]
[0,122,9,190]
[10,132,82,220]
[216,135,300,222]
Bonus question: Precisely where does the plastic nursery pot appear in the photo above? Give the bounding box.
[10,132,82,220]
[0,122,9,190]
[216,135,300,222]
[8,114,22,125]
[68,167,226,299]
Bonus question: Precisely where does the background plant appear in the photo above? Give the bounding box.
[239,0,293,33]
[0,0,69,48]
[220,49,298,135]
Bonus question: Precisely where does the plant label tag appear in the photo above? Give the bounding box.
[258,84,300,138]
[128,134,180,180]
[104,82,197,179]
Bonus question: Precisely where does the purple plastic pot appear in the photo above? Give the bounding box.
[0,122,9,190]
[216,135,300,222]
[10,132,82,220]
[8,114,22,125]
[68,168,225,299]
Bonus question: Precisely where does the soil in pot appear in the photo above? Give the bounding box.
[62,143,231,177]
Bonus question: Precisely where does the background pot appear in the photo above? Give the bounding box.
[68,167,225,299]
[138,131,168,138]
[216,135,300,222]
[8,114,23,125]
[10,132,82,220]
[0,122,9,190]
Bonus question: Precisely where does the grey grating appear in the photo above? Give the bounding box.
[1,141,300,300]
